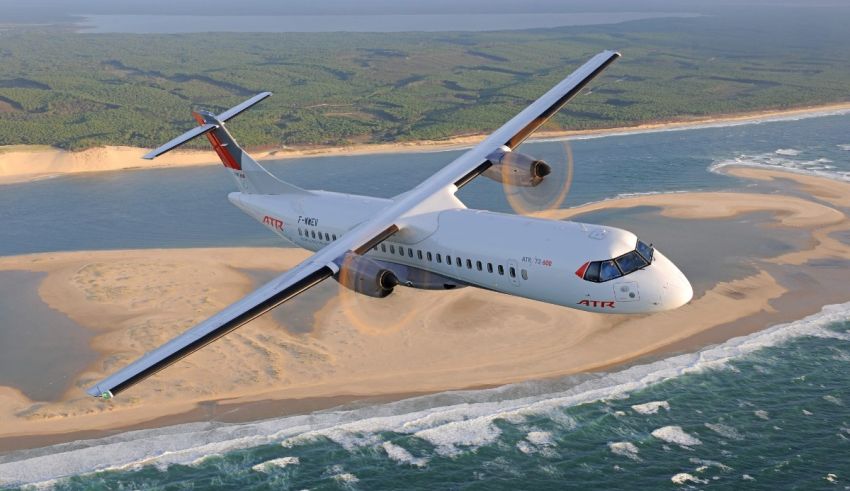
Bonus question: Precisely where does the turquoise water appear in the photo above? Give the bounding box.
[2,113,850,488]
[3,304,849,489]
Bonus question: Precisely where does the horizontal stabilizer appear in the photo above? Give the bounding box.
[142,123,217,160]
[142,92,272,160]
[216,92,272,122]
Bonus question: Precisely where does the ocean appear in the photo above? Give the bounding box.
[2,112,850,488]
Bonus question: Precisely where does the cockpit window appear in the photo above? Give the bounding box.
[598,260,621,282]
[636,240,654,263]
[580,238,654,283]
[616,251,648,275]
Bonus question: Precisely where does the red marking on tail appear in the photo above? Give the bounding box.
[193,112,241,171]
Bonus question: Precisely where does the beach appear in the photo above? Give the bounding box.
[1,166,849,452]
[1,102,850,185]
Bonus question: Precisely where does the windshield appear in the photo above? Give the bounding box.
[578,239,655,283]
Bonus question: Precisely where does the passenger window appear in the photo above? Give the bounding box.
[615,251,648,275]
[390,245,396,254]
[332,234,337,241]
[476,261,482,271]
[487,263,493,273]
[521,269,528,280]
[408,248,414,258]
[417,250,423,260]
[456,257,462,267]
[584,261,601,282]
[381,244,386,253]
[599,260,621,281]
[311,230,316,239]
[446,255,452,264]
[466,259,472,269]
[399,247,405,256]
[498,265,504,275]
[437,253,442,263]
[325,233,330,241]
[427,252,433,262]
[509,267,516,278]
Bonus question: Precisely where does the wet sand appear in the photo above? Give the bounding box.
[1,102,849,185]
[1,167,849,452]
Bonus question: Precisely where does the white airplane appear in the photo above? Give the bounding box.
[87,50,692,399]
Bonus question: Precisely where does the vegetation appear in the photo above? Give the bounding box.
[1,11,849,150]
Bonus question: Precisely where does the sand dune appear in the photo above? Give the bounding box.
[1,167,849,447]
[1,102,849,185]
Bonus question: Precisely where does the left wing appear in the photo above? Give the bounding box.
[87,50,618,398]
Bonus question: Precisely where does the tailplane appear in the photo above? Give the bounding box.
[143,92,309,196]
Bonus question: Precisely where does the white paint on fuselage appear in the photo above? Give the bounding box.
[228,191,692,314]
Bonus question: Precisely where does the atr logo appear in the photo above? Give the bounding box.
[263,215,284,230]
[578,299,616,309]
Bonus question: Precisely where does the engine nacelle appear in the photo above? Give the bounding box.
[483,149,551,187]
[374,261,467,290]
[334,253,399,298]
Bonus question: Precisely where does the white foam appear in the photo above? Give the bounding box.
[743,474,756,481]
[631,400,670,415]
[823,395,843,406]
[709,151,850,182]
[651,426,702,447]
[690,457,732,471]
[608,442,641,461]
[671,472,707,485]
[838,144,850,151]
[382,442,427,467]
[251,456,299,473]
[704,422,744,441]
[754,410,770,420]
[4,301,850,487]
[775,148,802,156]
[525,431,554,446]
[803,409,814,416]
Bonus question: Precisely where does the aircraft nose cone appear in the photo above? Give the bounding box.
[653,250,693,311]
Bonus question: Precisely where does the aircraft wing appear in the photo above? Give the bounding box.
[86,50,619,398]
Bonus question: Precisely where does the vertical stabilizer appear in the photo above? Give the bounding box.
[192,110,308,195]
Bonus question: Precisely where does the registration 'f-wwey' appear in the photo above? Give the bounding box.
[87,51,693,400]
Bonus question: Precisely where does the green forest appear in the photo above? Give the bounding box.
[1,11,849,150]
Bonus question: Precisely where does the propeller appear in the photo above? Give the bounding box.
[502,140,574,216]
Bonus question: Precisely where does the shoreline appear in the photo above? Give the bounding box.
[1,101,849,185]
[1,167,850,452]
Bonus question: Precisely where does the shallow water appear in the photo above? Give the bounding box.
[0,271,95,401]
[2,112,850,257]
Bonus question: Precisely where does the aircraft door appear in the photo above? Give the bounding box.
[508,259,520,287]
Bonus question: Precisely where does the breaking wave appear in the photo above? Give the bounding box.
[3,301,850,487]
[709,149,850,182]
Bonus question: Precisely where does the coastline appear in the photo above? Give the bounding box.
[1,101,849,185]
[1,167,850,452]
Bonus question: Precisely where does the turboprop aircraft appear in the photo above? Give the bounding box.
[87,50,692,399]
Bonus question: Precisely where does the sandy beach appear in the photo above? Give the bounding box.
[1,102,850,185]
[1,167,849,451]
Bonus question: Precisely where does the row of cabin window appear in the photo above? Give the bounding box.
[372,242,529,281]
[295,228,529,281]
[298,228,337,242]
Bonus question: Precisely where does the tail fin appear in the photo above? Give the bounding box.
[143,92,309,196]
